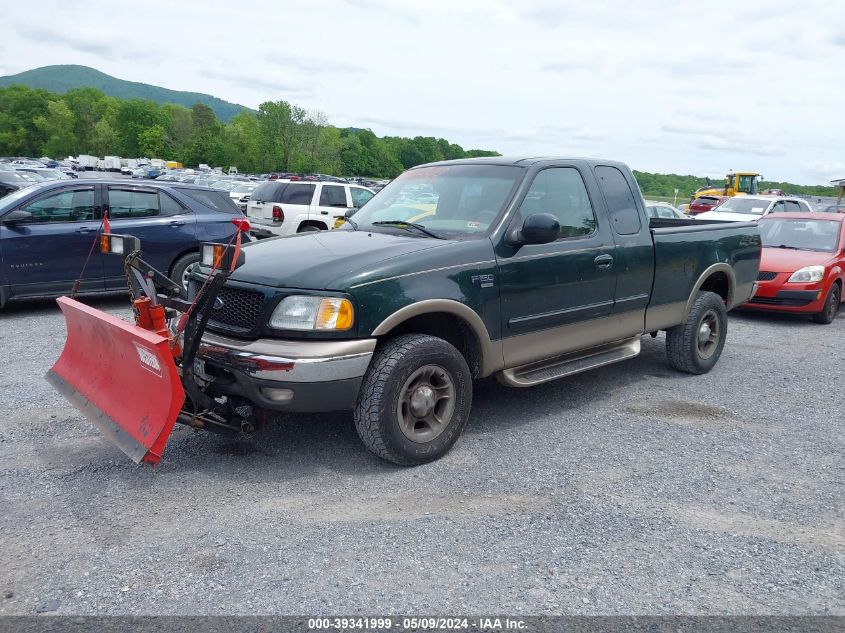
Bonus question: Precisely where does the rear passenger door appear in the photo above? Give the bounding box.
[315,183,352,228]
[101,186,196,286]
[594,165,654,323]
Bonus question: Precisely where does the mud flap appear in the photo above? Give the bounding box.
[46,297,186,464]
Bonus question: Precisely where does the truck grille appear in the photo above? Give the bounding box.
[757,271,778,281]
[207,286,266,332]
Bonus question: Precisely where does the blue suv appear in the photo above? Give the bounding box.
[0,180,248,307]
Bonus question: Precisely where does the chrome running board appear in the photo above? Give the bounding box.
[497,336,641,387]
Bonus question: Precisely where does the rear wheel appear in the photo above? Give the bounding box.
[666,291,728,374]
[812,284,840,324]
[354,334,472,465]
[297,224,322,233]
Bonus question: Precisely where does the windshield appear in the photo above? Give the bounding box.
[759,219,840,252]
[348,164,523,239]
[716,198,771,215]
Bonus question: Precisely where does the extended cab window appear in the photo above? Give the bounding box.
[595,166,641,235]
[20,188,96,223]
[518,168,597,238]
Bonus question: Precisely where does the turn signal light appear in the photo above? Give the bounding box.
[99,233,141,256]
[200,242,245,270]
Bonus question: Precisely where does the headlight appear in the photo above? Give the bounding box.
[269,296,354,331]
[787,265,824,283]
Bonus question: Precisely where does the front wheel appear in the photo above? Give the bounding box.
[812,284,841,324]
[665,291,728,374]
[170,252,201,296]
[354,334,472,465]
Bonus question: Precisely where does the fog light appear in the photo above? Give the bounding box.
[260,387,294,403]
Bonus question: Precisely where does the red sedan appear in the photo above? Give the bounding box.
[745,212,844,323]
[688,195,727,216]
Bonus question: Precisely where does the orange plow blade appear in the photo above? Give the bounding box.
[46,296,186,464]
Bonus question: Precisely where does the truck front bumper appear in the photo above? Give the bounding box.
[196,332,376,413]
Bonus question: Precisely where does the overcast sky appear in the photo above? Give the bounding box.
[3,0,844,184]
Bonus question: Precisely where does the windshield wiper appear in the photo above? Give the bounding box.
[775,244,799,249]
[370,220,444,239]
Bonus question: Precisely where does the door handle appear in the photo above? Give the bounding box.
[76,226,95,233]
[594,254,614,269]
[169,220,186,226]
[320,211,328,215]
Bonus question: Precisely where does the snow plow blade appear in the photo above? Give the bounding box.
[46,296,185,465]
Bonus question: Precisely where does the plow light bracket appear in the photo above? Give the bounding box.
[100,233,141,257]
[201,242,245,271]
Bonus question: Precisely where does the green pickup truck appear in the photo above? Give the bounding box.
[191,158,761,464]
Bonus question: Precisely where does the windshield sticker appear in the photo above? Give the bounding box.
[467,221,482,229]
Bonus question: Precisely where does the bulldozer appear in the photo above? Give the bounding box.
[691,171,763,203]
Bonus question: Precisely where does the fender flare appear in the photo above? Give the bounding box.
[371,299,502,376]
[685,263,736,318]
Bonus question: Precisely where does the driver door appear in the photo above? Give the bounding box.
[0,185,104,298]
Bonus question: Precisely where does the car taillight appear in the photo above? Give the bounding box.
[272,205,284,223]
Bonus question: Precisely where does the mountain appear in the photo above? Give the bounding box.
[0,65,247,122]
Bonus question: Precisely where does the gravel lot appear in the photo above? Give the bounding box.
[0,297,842,616]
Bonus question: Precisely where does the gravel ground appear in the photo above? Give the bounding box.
[0,297,842,616]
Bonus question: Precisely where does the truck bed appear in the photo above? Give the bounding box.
[645,218,761,331]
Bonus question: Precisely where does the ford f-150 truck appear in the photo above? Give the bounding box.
[182,157,761,465]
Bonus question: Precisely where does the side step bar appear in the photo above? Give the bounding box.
[497,336,641,387]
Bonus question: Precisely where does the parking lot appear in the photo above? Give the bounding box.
[0,298,841,615]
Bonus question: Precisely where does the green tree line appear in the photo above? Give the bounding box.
[0,85,498,177]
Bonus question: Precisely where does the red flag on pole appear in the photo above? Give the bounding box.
[102,211,111,234]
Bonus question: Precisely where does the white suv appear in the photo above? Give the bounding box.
[247,180,375,237]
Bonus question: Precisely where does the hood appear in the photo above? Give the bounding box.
[759,247,835,273]
[227,229,452,290]
[696,211,762,222]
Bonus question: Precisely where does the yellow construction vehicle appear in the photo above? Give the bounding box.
[691,171,763,202]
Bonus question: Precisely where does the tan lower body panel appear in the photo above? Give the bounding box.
[501,310,645,368]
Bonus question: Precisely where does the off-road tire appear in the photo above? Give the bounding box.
[170,252,201,297]
[812,284,840,324]
[666,291,728,374]
[354,334,472,465]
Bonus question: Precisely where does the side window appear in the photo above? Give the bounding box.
[159,192,186,216]
[20,188,96,223]
[108,189,160,219]
[350,187,374,208]
[280,183,316,205]
[784,200,802,212]
[769,201,787,214]
[319,184,348,207]
[518,167,597,238]
[595,166,642,235]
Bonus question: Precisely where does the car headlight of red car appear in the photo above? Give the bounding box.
[787,265,824,283]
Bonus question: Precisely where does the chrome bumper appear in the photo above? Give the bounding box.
[197,332,375,383]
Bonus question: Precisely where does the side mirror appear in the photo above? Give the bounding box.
[506,213,560,246]
[2,209,33,225]
[345,207,358,218]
